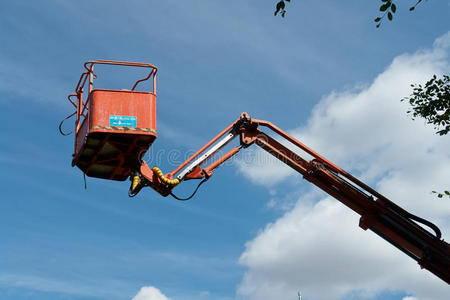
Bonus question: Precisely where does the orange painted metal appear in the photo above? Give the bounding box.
[89,90,156,134]
[138,112,449,284]
[139,163,173,196]
[69,60,158,181]
[63,59,449,282]
[202,146,241,178]
[166,116,241,179]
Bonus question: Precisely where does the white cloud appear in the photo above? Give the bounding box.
[238,32,450,300]
[236,147,297,186]
[132,286,171,300]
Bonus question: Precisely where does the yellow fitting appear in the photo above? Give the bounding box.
[152,166,180,186]
[131,175,140,191]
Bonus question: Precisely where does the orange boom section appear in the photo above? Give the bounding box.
[68,60,157,181]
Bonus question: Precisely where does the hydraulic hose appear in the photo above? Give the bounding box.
[152,166,180,186]
[131,175,140,191]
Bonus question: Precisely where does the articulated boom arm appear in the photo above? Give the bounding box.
[131,113,450,284]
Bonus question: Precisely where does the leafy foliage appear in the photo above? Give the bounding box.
[274,0,290,18]
[432,190,450,199]
[403,75,450,200]
[273,0,426,28]
[409,0,424,11]
[373,0,424,28]
[374,1,399,27]
[402,75,450,136]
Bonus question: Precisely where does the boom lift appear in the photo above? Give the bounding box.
[62,60,450,284]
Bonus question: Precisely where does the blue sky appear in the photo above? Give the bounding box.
[1,1,449,300]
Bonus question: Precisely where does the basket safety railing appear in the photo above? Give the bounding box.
[59,60,158,139]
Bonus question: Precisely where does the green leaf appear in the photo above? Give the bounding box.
[274,1,284,16]
[376,23,381,28]
[391,4,396,13]
[387,12,393,21]
[380,3,390,12]
[410,7,415,11]
[374,17,381,22]
[403,74,450,135]
[438,194,443,198]
[445,191,450,195]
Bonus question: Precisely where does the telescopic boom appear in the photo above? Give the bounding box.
[131,112,450,284]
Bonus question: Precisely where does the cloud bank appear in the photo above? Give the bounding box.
[132,286,171,300]
[238,33,450,299]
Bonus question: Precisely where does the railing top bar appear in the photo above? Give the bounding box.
[84,60,157,71]
[75,72,89,93]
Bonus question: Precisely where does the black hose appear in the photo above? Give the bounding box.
[59,111,76,136]
[170,178,208,201]
[404,211,442,240]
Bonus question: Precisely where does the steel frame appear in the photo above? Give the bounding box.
[137,112,450,283]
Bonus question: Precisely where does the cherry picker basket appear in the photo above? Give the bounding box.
[63,60,157,181]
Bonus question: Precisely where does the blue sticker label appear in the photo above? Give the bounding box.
[109,115,137,127]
